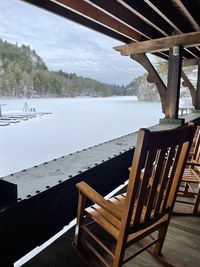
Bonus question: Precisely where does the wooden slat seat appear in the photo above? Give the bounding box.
[182,169,200,183]
[73,124,195,267]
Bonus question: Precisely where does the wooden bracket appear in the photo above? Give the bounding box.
[131,53,167,114]
[195,63,200,109]
[181,71,196,106]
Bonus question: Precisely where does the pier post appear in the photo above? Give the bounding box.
[0,104,6,117]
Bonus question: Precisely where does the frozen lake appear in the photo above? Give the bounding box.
[0,96,163,177]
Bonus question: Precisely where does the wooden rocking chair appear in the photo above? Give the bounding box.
[73,124,195,267]
[177,126,200,214]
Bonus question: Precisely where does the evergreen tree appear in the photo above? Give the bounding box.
[0,39,129,98]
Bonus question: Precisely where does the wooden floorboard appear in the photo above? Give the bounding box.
[22,204,200,267]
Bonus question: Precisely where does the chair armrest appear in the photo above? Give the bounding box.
[76,182,122,220]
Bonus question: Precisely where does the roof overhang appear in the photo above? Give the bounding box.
[22,0,200,62]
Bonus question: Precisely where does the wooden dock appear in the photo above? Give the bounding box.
[0,112,51,126]
[0,102,51,126]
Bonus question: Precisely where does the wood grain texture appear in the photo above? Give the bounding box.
[114,31,200,55]
[74,124,195,266]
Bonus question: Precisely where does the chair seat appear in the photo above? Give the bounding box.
[86,194,125,239]
[182,168,200,183]
[86,193,168,241]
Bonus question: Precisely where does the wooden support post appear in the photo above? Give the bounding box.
[131,53,167,114]
[195,63,200,109]
[166,46,183,119]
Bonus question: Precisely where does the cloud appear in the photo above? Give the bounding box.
[0,0,146,85]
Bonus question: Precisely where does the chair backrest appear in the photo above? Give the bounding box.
[190,126,200,170]
[124,124,195,229]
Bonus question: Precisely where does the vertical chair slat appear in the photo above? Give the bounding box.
[124,129,151,225]
[167,142,191,209]
[133,148,157,225]
[144,148,167,220]
[162,145,183,210]
[154,146,178,215]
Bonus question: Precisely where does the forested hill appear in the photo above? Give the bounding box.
[0,39,133,98]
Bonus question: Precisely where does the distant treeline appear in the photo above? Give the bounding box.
[0,39,134,98]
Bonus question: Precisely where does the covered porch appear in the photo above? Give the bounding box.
[1,1,200,266]
[23,0,200,121]
[1,114,199,267]
[21,207,200,267]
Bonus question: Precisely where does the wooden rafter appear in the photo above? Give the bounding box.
[54,0,141,41]
[117,0,169,36]
[23,0,200,59]
[117,0,171,37]
[86,0,200,59]
[144,0,200,58]
[85,0,169,60]
[144,0,193,33]
[85,0,161,40]
[54,0,171,60]
[114,31,200,56]
[171,0,200,31]
[22,0,132,43]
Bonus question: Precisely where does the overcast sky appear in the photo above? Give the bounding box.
[0,0,147,85]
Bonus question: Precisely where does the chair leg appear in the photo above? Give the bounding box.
[193,185,200,215]
[154,221,169,256]
[74,191,86,248]
[184,182,189,194]
[183,182,189,195]
[113,238,127,267]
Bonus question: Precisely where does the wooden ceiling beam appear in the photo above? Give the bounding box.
[114,31,200,56]
[23,0,200,60]
[22,0,133,43]
[171,0,200,31]
[53,0,142,41]
[181,0,200,28]
[144,0,193,34]
[85,0,172,60]
[144,0,200,58]
[117,0,171,37]
[85,0,162,40]
[120,0,200,59]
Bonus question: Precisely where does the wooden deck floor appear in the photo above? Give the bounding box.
[22,202,200,267]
